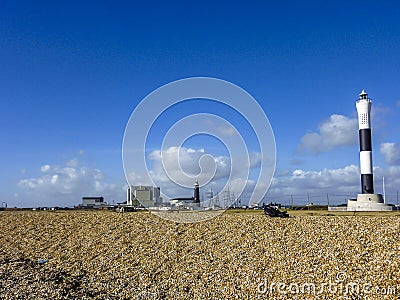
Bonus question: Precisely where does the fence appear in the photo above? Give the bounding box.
[234,192,400,207]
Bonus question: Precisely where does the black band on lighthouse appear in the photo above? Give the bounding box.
[194,184,200,204]
[359,129,372,151]
[361,174,374,194]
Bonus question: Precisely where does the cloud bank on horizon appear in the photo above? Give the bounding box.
[16,155,125,208]
[13,109,400,207]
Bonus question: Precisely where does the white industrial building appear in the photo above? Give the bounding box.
[81,197,108,208]
[127,185,161,207]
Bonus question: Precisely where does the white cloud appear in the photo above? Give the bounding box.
[66,158,79,167]
[17,157,125,207]
[40,164,51,172]
[264,165,361,206]
[148,147,231,188]
[263,163,400,206]
[249,152,262,168]
[204,118,237,136]
[269,165,360,195]
[144,146,267,202]
[299,114,358,153]
[218,126,237,136]
[380,142,400,165]
[18,150,400,208]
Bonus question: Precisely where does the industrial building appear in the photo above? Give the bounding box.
[81,197,108,208]
[127,185,161,207]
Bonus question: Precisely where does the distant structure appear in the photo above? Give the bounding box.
[0,201,7,211]
[127,185,161,207]
[194,180,200,204]
[82,197,108,208]
[347,90,393,211]
[170,180,201,207]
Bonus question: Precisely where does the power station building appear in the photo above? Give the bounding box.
[126,181,201,209]
[81,197,108,208]
[126,185,161,207]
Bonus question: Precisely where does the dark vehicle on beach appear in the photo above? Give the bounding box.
[263,204,289,218]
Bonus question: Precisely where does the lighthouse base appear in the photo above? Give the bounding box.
[347,194,393,211]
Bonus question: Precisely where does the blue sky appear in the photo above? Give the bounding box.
[1,1,400,207]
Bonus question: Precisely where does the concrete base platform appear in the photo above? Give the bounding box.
[347,194,393,211]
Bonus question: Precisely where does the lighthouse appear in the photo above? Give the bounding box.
[356,90,374,194]
[194,180,200,205]
[346,90,393,211]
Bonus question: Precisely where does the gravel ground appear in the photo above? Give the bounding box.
[1,210,400,299]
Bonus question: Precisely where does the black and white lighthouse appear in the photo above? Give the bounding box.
[345,90,391,211]
[356,90,374,194]
[194,180,200,205]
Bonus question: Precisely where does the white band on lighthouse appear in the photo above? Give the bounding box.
[357,112,370,129]
[359,151,372,174]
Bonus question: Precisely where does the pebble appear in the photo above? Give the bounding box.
[0,211,399,299]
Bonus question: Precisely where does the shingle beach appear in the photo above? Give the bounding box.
[1,211,399,299]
